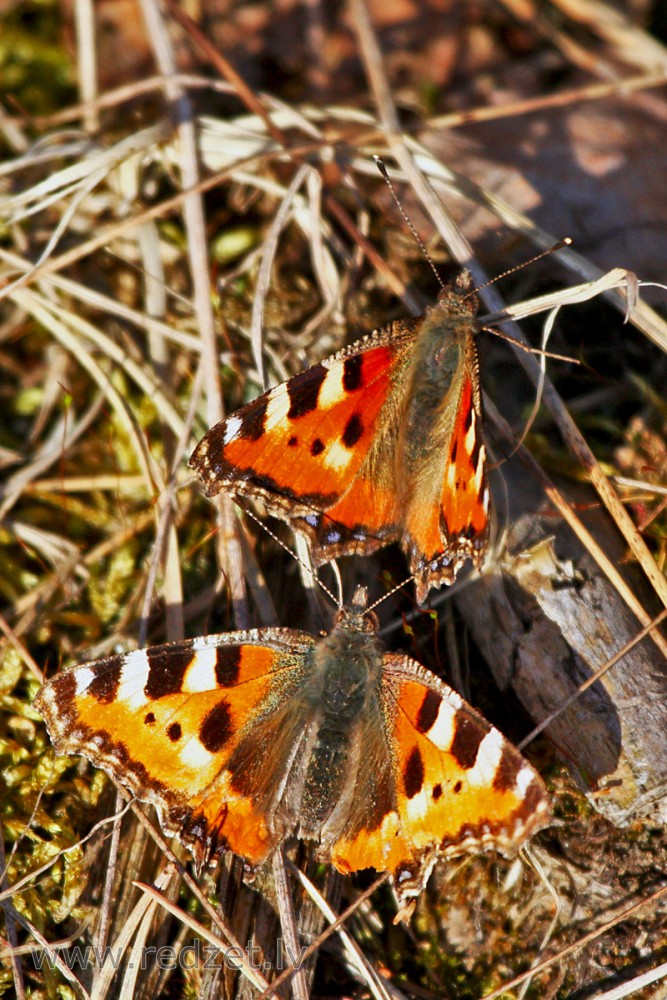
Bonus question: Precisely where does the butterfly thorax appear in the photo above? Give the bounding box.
[308,621,382,717]
[401,298,477,465]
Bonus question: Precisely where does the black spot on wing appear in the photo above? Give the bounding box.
[311,438,325,456]
[469,436,482,474]
[492,749,521,792]
[144,712,156,726]
[416,688,440,734]
[343,355,363,392]
[238,396,268,441]
[215,647,241,687]
[463,401,474,434]
[288,364,327,419]
[342,413,363,448]
[522,777,546,815]
[433,783,443,800]
[49,670,76,714]
[403,746,424,799]
[167,722,182,742]
[145,647,192,699]
[199,701,232,753]
[87,662,122,705]
[449,714,485,770]
[288,435,297,447]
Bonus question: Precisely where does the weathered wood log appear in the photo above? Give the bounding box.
[454,450,667,827]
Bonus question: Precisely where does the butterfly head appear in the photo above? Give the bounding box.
[433,268,478,321]
[332,585,380,636]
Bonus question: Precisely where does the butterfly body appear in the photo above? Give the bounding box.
[35,594,549,903]
[190,273,490,603]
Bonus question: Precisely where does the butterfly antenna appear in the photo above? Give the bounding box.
[468,238,573,299]
[329,559,345,611]
[373,155,446,294]
[366,573,416,614]
[241,505,339,609]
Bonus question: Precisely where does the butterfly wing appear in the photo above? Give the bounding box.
[34,630,316,867]
[399,285,490,603]
[190,322,421,561]
[328,653,549,902]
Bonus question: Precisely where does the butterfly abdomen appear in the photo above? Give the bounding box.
[296,623,383,836]
[301,725,352,827]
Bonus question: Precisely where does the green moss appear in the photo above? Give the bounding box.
[0,2,75,118]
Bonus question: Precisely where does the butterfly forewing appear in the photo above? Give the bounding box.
[34,631,315,865]
[385,656,548,845]
[191,329,416,520]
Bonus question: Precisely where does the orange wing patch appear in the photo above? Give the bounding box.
[330,809,406,877]
[296,474,400,560]
[34,634,312,867]
[191,344,399,514]
[440,376,488,538]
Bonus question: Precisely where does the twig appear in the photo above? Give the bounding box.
[73,0,99,134]
[272,851,311,1000]
[252,163,312,390]
[138,0,249,626]
[487,396,667,659]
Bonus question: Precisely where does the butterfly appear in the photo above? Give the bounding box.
[189,272,489,604]
[34,589,549,905]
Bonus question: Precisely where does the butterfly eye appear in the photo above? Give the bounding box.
[359,609,380,633]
